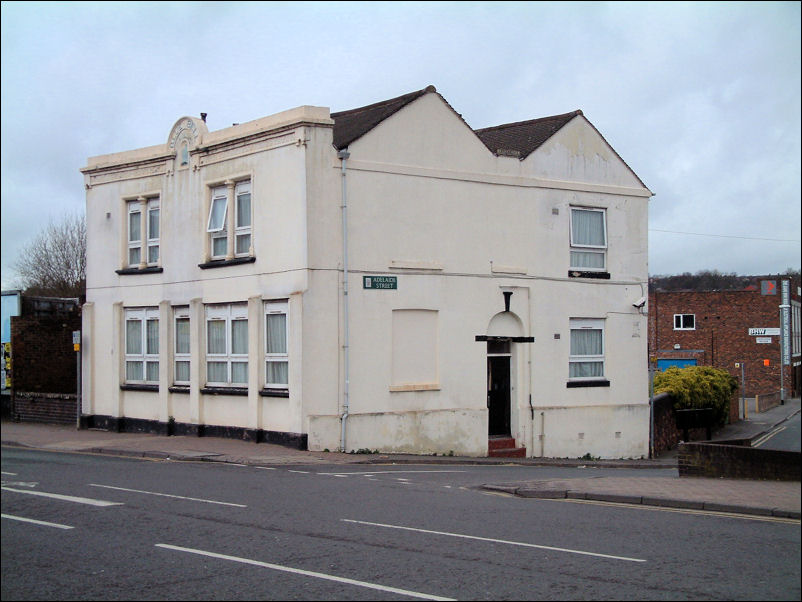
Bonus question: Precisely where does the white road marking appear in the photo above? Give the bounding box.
[2,513,74,529]
[342,519,647,563]
[1,471,18,476]
[89,484,246,507]
[288,470,310,474]
[155,543,456,601]
[254,467,276,471]
[1,486,123,507]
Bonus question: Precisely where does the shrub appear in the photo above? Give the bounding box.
[653,366,738,426]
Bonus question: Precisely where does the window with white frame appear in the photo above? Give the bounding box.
[174,307,190,385]
[569,318,605,380]
[125,307,159,384]
[673,314,695,330]
[570,207,606,271]
[127,198,159,267]
[235,181,252,256]
[265,301,288,389]
[206,180,252,259]
[205,303,248,387]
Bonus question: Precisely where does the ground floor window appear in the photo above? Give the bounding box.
[569,318,605,380]
[125,307,159,383]
[265,300,288,389]
[174,306,190,384]
[205,303,248,387]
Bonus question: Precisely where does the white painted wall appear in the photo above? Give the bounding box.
[82,91,651,459]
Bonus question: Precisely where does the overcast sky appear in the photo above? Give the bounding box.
[1,1,800,290]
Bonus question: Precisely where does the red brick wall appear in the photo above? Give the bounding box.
[648,281,800,398]
[13,392,77,424]
[9,298,81,396]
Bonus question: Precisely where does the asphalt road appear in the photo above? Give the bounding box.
[753,411,801,452]
[2,448,800,601]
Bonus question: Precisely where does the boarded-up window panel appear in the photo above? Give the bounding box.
[391,309,438,386]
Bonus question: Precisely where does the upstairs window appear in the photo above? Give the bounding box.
[125,307,159,384]
[570,207,606,271]
[207,186,228,259]
[127,197,159,267]
[674,314,695,330]
[206,180,252,260]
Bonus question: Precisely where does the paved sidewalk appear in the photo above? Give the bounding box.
[2,398,799,519]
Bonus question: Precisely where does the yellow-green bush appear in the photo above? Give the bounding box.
[653,366,738,426]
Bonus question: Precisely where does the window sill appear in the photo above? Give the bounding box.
[566,379,610,388]
[120,383,159,392]
[198,257,256,270]
[116,266,163,275]
[568,270,610,280]
[168,385,190,394]
[259,388,289,398]
[200,386,248,396]
[389,383,441,392]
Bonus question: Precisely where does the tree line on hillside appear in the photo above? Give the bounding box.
[650,269,801,292]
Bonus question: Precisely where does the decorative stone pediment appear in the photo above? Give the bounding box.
[167,116,209,167]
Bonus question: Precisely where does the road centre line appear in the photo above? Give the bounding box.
[753,426,786,448]
[1,486,123,507]
[155,543,456,601]
[90,484,246,507]
[342,519,647,563]
[2,513,74,529]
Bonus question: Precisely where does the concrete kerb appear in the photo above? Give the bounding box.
[482,482,800,519]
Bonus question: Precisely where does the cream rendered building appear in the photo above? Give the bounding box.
[81,86,653,458]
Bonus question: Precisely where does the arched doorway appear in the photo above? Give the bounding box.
[485,312,524,437]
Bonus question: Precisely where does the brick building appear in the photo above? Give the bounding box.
[648,277,801,401]
[8,295,82,423]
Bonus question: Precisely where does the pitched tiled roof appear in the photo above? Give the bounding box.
[474,111,582,160]
[331,86,436,150]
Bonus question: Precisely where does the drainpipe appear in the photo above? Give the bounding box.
[338,149,351,452]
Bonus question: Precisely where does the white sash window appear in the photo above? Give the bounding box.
[205,303,248,387]
[570,207,606,271]
[265,301,288,389]
[125,307,159,383]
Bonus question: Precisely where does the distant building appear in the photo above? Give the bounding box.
[648,278,801,402]
[80,86,653,458]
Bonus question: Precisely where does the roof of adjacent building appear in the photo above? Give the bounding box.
[331,85,582,160]
[474,111,583,159]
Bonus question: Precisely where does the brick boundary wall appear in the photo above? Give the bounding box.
[756,391,782,413]
[652,391,739,457]
[678,441,801,481]
[13,392,77,425]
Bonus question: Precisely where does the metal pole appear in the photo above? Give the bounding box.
[76,347,81,429]
[740,362,746,420]
[648,357,655,459]
[779,307,785,405]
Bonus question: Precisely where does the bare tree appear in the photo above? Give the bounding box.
[13,212,86,299]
